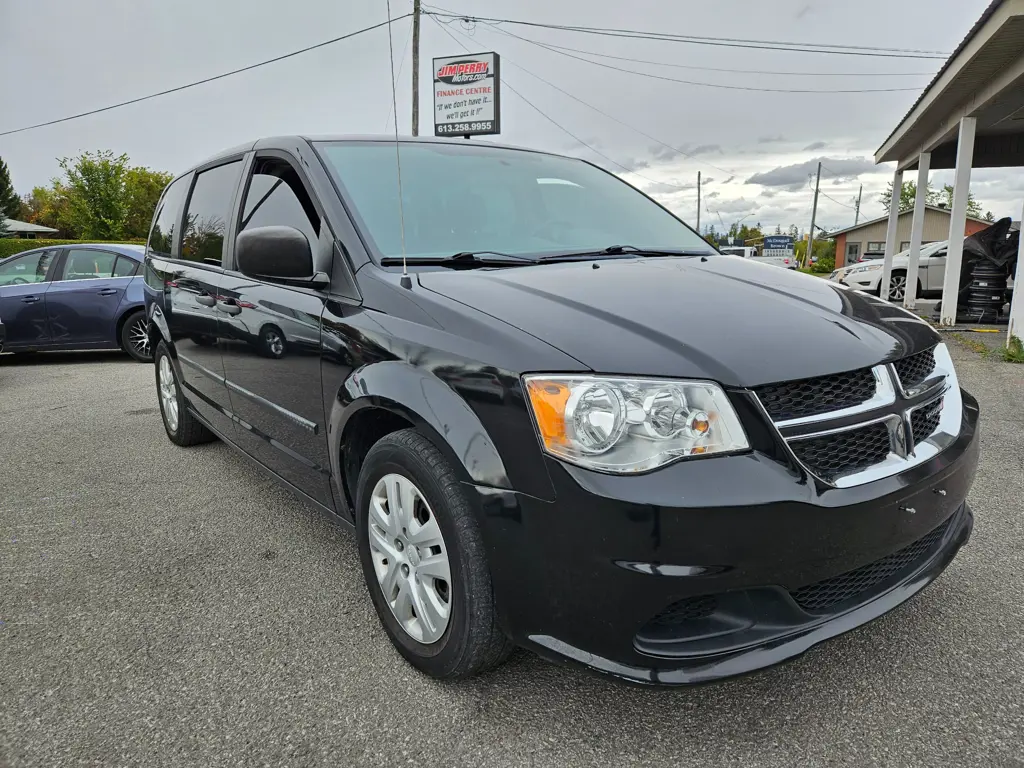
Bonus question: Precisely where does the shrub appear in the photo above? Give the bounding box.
[0,238,146,260]
[810,253,835,274]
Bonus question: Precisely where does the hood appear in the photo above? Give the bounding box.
[417,257,940,387]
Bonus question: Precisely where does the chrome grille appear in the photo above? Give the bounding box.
[789,422,892,483]
[893,346,936,392]
[754,368,876,421]
[754,344,959,488]
[910,397,943,446]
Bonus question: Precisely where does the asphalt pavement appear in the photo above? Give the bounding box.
[1,345,1023,767]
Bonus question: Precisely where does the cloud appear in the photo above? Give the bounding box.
[745,156,876,190]
[795,3,812,19]
[705,190,720,199]
[690,144,721,156]
[715,197,757,214]
[722,175,736,185]
[758,135,787,144]
[642,180,695,195]
[803,141,827,151]
[622,157,651,172]
[760,190,777,199]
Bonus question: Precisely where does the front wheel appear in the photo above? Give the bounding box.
[154,341,216,446]
[355,429,512,680]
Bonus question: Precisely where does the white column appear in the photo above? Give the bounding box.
[940,116,977,326]
[879,167,904,301]
[904,152,930,310]
[1007,199,1024,346]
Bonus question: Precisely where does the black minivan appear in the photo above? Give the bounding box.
[144,136,979,685]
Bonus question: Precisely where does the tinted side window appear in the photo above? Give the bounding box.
[0,249,57,285]
[240,158,320,248]
[182,161,243,264]
[113,256,138,277]
[148,176,190,258]
[60,250,118,280]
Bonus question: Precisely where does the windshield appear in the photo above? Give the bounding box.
[317,141,712,261]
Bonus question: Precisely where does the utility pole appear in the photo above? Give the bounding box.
[854,184,863,225]
[696,171,701,232]
[806,162,822,268]
[411,0,421,136]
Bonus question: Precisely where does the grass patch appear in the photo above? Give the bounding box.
[951,333,991,358]
[1002,335,1024,364]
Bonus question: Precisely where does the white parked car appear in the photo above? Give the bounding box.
[829,240,1014,301]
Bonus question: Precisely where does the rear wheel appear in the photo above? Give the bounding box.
[121,310,153,362]
[155,341,216,446]
[355,429,512,680]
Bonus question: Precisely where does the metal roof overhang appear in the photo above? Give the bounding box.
[876,0,1024,171]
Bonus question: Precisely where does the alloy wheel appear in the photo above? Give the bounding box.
[129,318,151,358]
[367,473,452,644]
[265,330,284,357]
[158,356,179,433]
[889,274,907,301]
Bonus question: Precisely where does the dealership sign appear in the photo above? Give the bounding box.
[763,235,795,259]
[433,52,501,137]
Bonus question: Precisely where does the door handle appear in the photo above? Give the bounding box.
[195,294,217,307]
[97,288,118,296]
[21,296,40,304]
[216,299,242,316]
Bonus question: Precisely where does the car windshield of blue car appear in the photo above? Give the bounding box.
[317,141,713,263]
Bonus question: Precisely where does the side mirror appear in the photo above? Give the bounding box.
[235,225,329,289]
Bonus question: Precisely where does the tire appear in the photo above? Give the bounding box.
[121,310,153,362]
[355,429,512,680]
[258,325,286,359]
[154,341,216,447]
[886,271,907,302]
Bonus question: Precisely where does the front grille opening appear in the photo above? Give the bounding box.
[790,517,952,613]
[911,398,943,446]
[755,367,876,421]
[894,346,936,391]
[789,421,891,482]
[646,595,719,628]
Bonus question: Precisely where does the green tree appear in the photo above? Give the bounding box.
[58,150,130,239]
[0,157,20,221]
[0,208,9,237]
[124,166,173,239]
[880,179,985,218]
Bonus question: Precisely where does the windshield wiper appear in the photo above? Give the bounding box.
[535,245,713,261]
[379,250,536,268]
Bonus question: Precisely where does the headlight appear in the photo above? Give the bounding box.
[848,263,883,274]
[523,375,749,473]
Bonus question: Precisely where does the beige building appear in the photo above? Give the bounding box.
[828,205,990,268]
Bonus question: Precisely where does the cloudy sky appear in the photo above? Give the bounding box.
[0,0,1013,233]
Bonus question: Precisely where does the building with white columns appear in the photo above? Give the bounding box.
[874,0,1024,344]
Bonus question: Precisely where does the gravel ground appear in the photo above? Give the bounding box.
[1,346,1023,768]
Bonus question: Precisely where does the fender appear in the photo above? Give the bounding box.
[148,303,172,344]
[329,361,511,503]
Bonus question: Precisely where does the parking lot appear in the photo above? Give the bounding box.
[1,343,1023,768]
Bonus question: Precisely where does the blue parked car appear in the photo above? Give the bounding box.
[0,243,152,361]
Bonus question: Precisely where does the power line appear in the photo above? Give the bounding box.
[429,16,697,193]
[819,190,857,210]
[447,23,736,175]
[0,15,412,138]
[491,35,937,78]
[423,10,950,59]
[475,21,927,93]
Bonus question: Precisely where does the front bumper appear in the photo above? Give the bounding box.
[831,270,881,292]
[474,390,980,685]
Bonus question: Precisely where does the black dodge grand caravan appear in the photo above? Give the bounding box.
[143,136,979,685]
